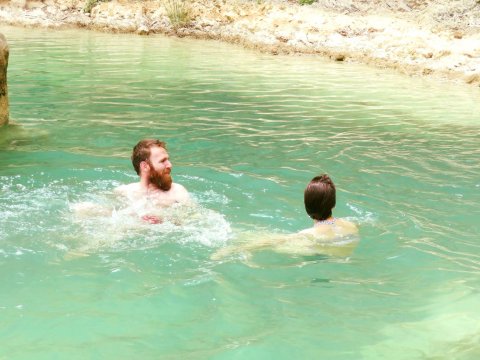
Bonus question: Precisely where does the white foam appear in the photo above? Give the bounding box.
[67,198,231,253]
[346,202,377,224]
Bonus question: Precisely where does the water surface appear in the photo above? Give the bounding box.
[1,26,479,359]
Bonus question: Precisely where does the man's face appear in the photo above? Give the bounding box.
[146,146,172,191]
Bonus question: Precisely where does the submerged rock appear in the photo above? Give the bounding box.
[0,33,8,127]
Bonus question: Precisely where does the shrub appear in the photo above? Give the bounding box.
[84,0,101,13]
[165,0,192,29]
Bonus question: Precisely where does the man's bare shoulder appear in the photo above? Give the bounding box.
[171,182,188,193]
[170,183,190,202]
[114,183,142,196]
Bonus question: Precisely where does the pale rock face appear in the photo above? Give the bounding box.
[0,33,8,127]
[0,1,478,86]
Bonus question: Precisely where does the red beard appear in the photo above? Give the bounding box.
[148,164,172,191]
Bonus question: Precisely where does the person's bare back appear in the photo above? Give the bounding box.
[299,218,358,239]
[211,174,359,260]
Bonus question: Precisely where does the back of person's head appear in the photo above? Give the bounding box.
[304,174,336,221]
[131,139,166,175]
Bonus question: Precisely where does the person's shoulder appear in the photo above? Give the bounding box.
[336,218,358,233]
[172,182,188,192]
[171,182,190,202]
[298,218,358,239]
[172,182,189,195]
[114,182,141,195]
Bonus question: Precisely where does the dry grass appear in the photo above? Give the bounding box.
[164,0,192,29]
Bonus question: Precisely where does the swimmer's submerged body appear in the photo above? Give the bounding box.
[292,217,359,256]
[114,182,190,224]
[212,174,359,260]
[211,220,358,260]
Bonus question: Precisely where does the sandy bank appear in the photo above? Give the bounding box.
[1,0,479,86]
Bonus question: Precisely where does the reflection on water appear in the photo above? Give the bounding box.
[0,25,479,359]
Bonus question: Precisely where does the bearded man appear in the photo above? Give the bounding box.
[115,139,190,223]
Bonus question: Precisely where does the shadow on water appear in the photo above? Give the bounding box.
[0,121,50,150]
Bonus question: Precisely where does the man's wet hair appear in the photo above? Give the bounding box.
[304,174,336,221]
[131,139,166,175]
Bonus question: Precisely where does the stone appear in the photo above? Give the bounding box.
[0,33,9,127]
[136,24,150,35]
[10,0,27,8]
[464,72,480,84]
[453,31,463,39]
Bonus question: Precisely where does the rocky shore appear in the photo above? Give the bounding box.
[1,0,479,86]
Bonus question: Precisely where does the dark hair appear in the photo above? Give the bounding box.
[304,174,336,221]
[131,139,166,175]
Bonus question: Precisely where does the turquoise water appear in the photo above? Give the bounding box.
[0,26,479,359]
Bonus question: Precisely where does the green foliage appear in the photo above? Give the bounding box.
[298,0,317,5]
[83,0,103,13]
[165,0,192,29]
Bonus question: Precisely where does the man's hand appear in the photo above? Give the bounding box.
[142,215,162,224]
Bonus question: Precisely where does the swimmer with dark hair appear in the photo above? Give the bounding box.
[300,174,358,238]
[212,174,358,260]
